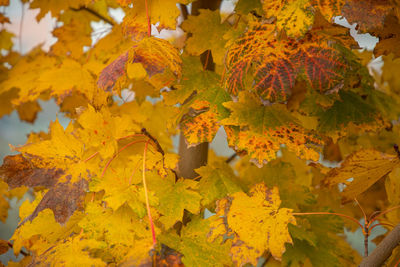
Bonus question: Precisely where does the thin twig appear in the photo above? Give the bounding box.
[368,205,400,227]
[70,7,115,26]
[101,140,147,177]
[179,3,189,21]
[369,222,395,232]
[225,153,237,163]
[143,140,157,247]
[355,198,368,224]
[203,50,211,70]
[83,151,99,163]
[141,128,164,156]
[19,1,24,53]
[7,241,29,257]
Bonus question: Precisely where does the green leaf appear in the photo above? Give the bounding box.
[222,91,299,134]
[318,90,379,136]
[159,217,232,267]
[196,163,242,207]
[147,172,201,229]
[181,9,230,65]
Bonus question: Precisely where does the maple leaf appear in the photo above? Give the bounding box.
[0,154,87,224]
[50,19,92,59]
[324,149,400,203]
[119,0,191,30]
[31,236,107,267]
[29,0,82,21]
[235,149,315,209]
[310,11,360,49]
[317,90,381,140]
[341,0,392,32]
[0,180,10,223]
[294,42,347,92]
[372,14,400,59]
[276,0,315,38]
[195,163,243,207]
[224,22,347,101]
[222,92,321,166]
[160,217,232,267]
[77,105,140,159]
[0,29,13,50]
[0,88,18,120]
[11,208,83,256]
[163,56,220,105]
[382,54,400,94]
[224,23,295,101]
[311,0,345,21]
[0,50,103,109]
[181,108,220,146]
[147,172,201,229]
[16,101,42,123]
[181,9,230,65]
[178,84,231,147]
[98,37,182,92]
[235,0,262,15]
[209,183,296,265]
[0,119,98,224]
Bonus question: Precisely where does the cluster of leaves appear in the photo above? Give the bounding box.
[0,0,400,266]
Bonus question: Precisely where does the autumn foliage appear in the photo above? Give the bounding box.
[1,0,400,266]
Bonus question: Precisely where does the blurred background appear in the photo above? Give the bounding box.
[0,0,386,264]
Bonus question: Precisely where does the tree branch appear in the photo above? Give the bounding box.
[176,0,222,179]
[70,6,115,26]
[359,223,400,267]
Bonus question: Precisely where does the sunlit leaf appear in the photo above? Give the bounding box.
[325,149,400,202]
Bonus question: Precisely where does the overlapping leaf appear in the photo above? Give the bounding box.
[97,37,182,92]
[325,149,400,202]
[276,0,314,37]
[341,0,392,33]
[160,217,232,267]
[147,172,201,229]
[224,22,347,102]
[222,92,321,166]
[208,183,296,265]
[181,9,230,65]
[119,0,191,31]
[179,85,231,146]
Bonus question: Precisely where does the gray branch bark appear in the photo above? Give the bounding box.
[360,224,400,267]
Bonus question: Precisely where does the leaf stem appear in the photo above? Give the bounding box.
[355,197,368,224]
[368,205,400,228]
[145,0,151,37]
[101,139,147,177]
[203,50,211,70]
[143,140,157,247]
[369,222,395,232]
[83,151,99,162]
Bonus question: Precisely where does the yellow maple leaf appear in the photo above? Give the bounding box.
[181,108,220,147]
[51,19,92,58]
[276,0,314,37]
[77,105,139,159]
[181,9,230,65]
[325,149,400,203]
[209,183,296,265]
[120,0,190,31]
